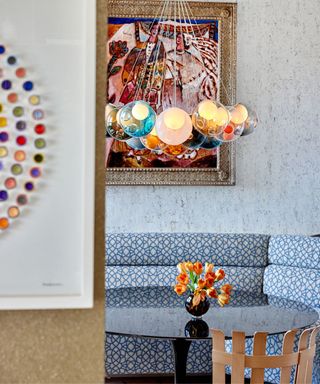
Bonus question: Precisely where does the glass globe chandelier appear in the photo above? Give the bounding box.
[106,0,258,158]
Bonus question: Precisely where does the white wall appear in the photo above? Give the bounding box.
[106,0,320,235]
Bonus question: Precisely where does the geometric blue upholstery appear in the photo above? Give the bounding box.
[264,235,320,384]
[105,233,320,383]
[105,265,265,293]
[106,233,270,267]
[268,235,320,269]
[264,265,320,309]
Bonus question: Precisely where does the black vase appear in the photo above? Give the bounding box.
[184,318,209,338]
[185,293,210,318]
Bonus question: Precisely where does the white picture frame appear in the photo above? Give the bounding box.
[0,0,96,309]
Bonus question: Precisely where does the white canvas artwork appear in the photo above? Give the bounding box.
[0,0,96,309]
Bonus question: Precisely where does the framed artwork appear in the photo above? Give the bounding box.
[0,0,96,309]
[106,0,237,185]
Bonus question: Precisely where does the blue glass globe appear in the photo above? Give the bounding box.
[126,137,146,150]
[201,137,222,150]
[118,101,156,138]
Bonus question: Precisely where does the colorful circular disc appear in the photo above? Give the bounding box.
[0,218,9,230]
[34,138,46,149]
[16,121,27,131]
[30,167,41,178]
[23,81,33,91]
[17,194,28,205]
[16,135,27,146]
[16,68,26,78]
[7,93,18,103]
[0,147,8,157]
[7,56,17,65]
[5,178,16,189]
[34,154,44,163]
[0,132,8,142]
[2,80,12,90]
[0,117,7,127]
[32,109,44,120]
[11,164,23,175]
[8,206,20,218]
[0,190,8,201]
[14,150,26,161]
[35,124,45,134]
[25,182,34,191]
[29,95,40,105]
[13,106,24,117]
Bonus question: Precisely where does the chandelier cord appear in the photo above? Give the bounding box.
[173,0,177,107]
[116,0,164,104]
[146,0,171,105]
[133,0,170,102]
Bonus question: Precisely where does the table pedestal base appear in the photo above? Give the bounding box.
[171,339,192,384]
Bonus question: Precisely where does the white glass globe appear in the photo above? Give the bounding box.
[192,100,230,137]
[198,100,218,120]
[230,103,248,125]
[132,102,149,121]
[156,107,193,145]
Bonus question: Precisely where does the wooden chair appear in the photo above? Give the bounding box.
[212,326,320,384]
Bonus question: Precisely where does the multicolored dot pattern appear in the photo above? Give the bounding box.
[0,43,47,231]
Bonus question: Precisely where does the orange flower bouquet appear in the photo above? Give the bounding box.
[174,261,232,317]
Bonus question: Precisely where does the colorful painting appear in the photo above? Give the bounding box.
[106,16,221,169]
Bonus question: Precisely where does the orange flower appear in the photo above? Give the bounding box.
[205,271,216,280]
[205,262,214,273]
[205,271,216,287]
[185,261,194,272]
[177,262,187,274]
[205,278,214,288]
[174,283,187,296]
[215,269,225,281]
[197,278,206,289]
[220,283,232,295]
[207,288,218,298]
[217,293,230,307]
[200,289,207,301]
[192,292,201,307]
[177,273,189,285]
[193,261,203,275]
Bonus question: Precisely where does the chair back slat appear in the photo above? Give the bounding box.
[251,332,267,384]
[295,328,311,383]
[231,331,245,384]
[212,329,226,384]
[280,329,297,384]
[211,326,319,384]
[296,326,320,384]
[305,326,320,383]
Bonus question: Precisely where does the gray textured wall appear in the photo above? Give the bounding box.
[106,0,320,235]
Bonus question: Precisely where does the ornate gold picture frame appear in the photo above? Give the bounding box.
[106,0,237,185]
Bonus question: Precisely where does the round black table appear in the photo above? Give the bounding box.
[106,286,319,384]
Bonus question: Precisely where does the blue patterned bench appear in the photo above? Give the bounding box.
[105,233,320,383]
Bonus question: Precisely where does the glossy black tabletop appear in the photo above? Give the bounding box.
[106,286,319,340]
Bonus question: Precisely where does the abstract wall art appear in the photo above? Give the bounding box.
[0,0,96,310]
[0,44,46,232]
